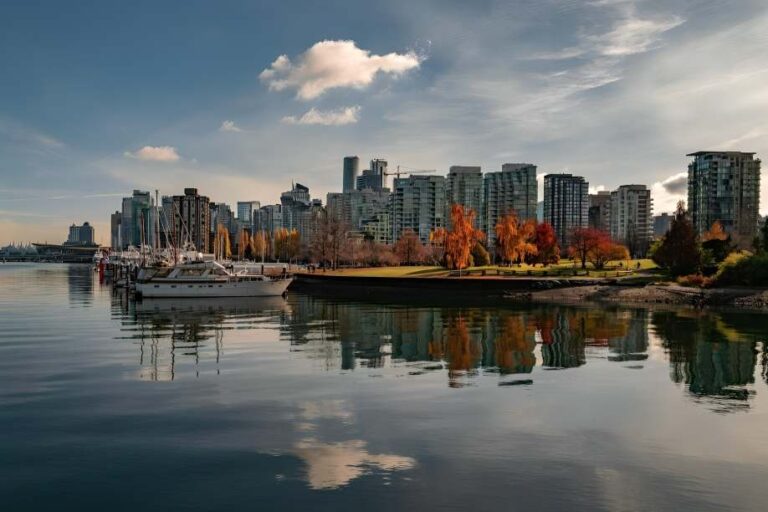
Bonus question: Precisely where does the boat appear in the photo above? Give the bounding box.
[135,260,292,298]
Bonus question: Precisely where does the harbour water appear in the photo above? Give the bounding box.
[2,263,768,511]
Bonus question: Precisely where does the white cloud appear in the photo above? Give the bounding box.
[219,120,242,132]
[123,145,181,162]
[281,106,361,126]
[591,16,685,57]
[260,40,423,100]
[589,185,607,194]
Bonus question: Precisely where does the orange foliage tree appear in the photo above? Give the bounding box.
[445,204,485,272]
[587,238,629,270]
[213,224,232,261]
[532,222,560,265]
[568,228,605,269]
[495,212,537,265]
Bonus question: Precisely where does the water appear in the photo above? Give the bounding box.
[2,263,768,511]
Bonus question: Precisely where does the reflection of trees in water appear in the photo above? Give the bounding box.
[67,264,93,305]
[286,296,652,386]
[651,310,759,412]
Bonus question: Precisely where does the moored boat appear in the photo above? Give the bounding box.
[135,260,292,298]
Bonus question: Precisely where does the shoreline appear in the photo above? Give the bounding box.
[293,273,768,310]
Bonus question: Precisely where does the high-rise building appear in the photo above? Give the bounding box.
[588,191,611,231]
[392,175,446,243]
[110,211,121,249]
[356,159,387,191]
[687,151,761,248]
[343,156,360,193]
[483,164,538,245]
[255,205,283,235]
[171,188,210,252]
[446,166,483,228]
[211,202,235,237]
[120,190,155,249]
[610,185,653,257]
[327,189,391,231]
[281,183,311,232]
[66,222,95,246]
[236,201,260,227]
[653,213,672,238]
[543,174,589,248]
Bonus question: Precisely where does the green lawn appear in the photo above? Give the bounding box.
[323,259,658,279]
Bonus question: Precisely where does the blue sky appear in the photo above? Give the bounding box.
[1,0,767,244]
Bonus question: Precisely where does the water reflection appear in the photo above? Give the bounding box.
[651,310,765,412]
[114,296,289,380]
[113,292,768,410]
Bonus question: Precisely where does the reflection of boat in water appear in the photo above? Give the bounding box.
[134,295,290,315]
[135,260,292,298]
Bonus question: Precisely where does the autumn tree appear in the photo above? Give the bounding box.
[652,201,701,276]
[213,224,232,261]
[471,242,491,267]
[309,210,348,269]
[429,227,448,266]
[250,231,268,262]
[445,204,485,272]
[394,229,425,265]
[701,220,733,263]
[587,239,630,270]
[532,222,560,265]
[495,212,537,266]
[568,228,607,269]
[237,229,251,260]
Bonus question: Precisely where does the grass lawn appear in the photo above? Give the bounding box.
[321,259,658,279]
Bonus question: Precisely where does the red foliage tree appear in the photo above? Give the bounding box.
[568,228,607,269]
[532,222,560,265]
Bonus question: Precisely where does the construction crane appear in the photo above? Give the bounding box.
[383,165,437,180]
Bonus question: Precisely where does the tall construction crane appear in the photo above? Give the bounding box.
[382,165,437,181]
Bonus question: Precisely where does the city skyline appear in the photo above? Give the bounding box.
[2,0,768,244]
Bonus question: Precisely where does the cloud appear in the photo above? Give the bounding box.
[219,120,242,132]
[591,16,685,57]
[281,106,361,126]
[123,145,181,162]
[260,40,422,100]
[660,172,688,195]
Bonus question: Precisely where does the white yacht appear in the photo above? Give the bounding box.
[135,260,292,298]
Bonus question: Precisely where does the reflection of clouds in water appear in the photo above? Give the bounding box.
[290,400,416,490]
[294,438,416,490]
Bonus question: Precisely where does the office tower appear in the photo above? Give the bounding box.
[255,205,283,235]
[610,185,653,257]
[120,190,155,249]
[280,183,312,232]
[171,188,211,252]
[687,151,761,248]
[588,191,611,231]
[392,175,447,243]
[327,189,391,231]
[110,211,121,249]
[356,159,387,191]
[237,201,261,226]
[483,163,538,245]
[446,166,483,227]
[543,174,589,248]
[343,156,360,193]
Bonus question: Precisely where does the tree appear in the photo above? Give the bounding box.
[309,209,348,269]
[429,227,448,265]
[760,218,768,253]
[587,239,629,270]
[701,220,733,263]
[652,201,701,276]
[237,229,250,260]
[445,204,485,272]
[471,243,491,267]
[251,231,268,262]
[532,222,560,265]
[568,228,607,269]
[495,212,537,265]
[213,224,232,261]
[394,229,425,265]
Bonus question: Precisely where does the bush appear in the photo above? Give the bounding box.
[713,252,768,286]
[676,274,713,288]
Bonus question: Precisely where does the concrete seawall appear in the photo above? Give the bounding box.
[292,273,603,298]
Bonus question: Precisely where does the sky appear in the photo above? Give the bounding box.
[1,0,767,245]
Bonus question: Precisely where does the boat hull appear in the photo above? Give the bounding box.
[136,278,292,298]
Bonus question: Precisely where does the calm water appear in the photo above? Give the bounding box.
[2,264,768,511]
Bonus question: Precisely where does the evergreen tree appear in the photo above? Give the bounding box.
[760,217,768,253]
[652,201,701,276]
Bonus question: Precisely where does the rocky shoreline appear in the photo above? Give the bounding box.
[512,283,768,309]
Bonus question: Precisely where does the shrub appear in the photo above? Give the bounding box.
[676,274,713,288]
[713,251,768,286]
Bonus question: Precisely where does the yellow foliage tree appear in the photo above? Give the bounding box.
[495,212,537,265]
[213,224,232,261]
[251,231,267,262]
